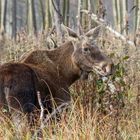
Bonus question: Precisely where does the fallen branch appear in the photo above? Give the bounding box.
[81,9,135,47]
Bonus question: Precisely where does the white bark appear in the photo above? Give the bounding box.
[81,10,135,46]
[52,0,64,44]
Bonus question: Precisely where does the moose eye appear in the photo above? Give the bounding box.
[83,48,90,52]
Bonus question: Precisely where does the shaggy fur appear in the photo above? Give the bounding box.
[0,35,113,116]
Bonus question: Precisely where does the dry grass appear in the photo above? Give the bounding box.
[0,99,140,140]
[0,31,140,140]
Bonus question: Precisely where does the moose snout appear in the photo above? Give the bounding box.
[100,61,114,76]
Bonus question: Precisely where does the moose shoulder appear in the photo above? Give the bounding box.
[0,26,113,115]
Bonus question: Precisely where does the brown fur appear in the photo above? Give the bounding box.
[0,27,113,116]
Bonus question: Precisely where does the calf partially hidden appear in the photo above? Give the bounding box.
[0,26,113,117]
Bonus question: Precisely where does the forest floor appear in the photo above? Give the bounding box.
[0,31,140,140]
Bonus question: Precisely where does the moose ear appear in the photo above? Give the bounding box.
[61,24,79,38]
[85,25,102,39]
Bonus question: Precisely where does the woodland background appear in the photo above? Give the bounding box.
[0,0,139,39]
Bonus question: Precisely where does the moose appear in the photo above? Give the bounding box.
[0,26,113,122]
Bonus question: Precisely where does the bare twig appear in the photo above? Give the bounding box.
[4,87,11,112]
[34,101,70,139]
[37,91,44,128]
[44,102,70,123]
[81,9,135,46]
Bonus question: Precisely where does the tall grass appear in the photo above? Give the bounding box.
[0,31,139,140]
[0,97,140,140]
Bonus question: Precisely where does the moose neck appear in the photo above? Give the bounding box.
[47,41,81,86]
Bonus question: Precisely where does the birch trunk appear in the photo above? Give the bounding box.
[102,0,114,27]
[5,0,13,37]
[63,0,69,26]
[88,0,92,30]
[137,0,140,29]
[127,0,135,34]
[0,0,1,29]
[121,0,126,35]
[52,0,63,44]
[116,0,121,32]
[28,0,35,34]
[12,0,16,38]
[39,0,45,30]
[69,0,78,30]
[44,0,49,30]
[1,0,7,32]
[77,0,81,35]
[112,0,117,30]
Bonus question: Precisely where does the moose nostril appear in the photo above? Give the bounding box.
[102,65,107,72]
[102,63,113,75]
[101,63,107,72]
[106,63,114,75]
[99,62,114,76]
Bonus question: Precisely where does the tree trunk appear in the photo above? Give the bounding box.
[28,0,35,35]
[16,0,28,33]
[102,0,114,27]
[127,0,135,34]
[137,0,140,29]
[52,0,64,44]
[77,0,81,35]
[69,0,78,30]
[1,0,7,32]
[12,0,16,38]
[45,0,52,30]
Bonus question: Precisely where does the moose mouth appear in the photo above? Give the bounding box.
[92,66,109,77]
[80,64,112,79]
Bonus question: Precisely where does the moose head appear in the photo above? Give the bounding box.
[63,25,114,80]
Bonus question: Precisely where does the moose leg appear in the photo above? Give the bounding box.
[45,87,71,121]
[4,85,36,128]
[53,87,71,108]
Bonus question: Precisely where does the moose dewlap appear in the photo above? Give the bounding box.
[0,26,113,119]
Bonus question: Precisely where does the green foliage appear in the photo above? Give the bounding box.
[95,56,130,114]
